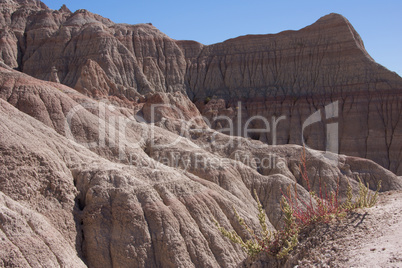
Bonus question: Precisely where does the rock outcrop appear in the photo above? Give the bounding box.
[1,1,401,175]
[183,13,401,99]
[1,60,401,267]
[184,13,402,175]
[0,1,402,267]
[0,0,186,98]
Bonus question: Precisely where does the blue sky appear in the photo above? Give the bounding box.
[41,0,401,76]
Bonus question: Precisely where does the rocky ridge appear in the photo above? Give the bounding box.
[0,1,401,267]
[1,57,401,267]
[1,0,401,175]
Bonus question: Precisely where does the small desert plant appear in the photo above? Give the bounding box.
[342,176,381,210]
[213,190,299,259]
[282,148,381,227]
[355,177,381,207]
[281,149,344,226]
[213,191,264,257]
[214,148,382,260]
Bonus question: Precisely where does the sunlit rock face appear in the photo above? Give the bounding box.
[0,0,187,99]
[1,1,400,174]
[181,13,402,175]
[1,1,401,174]
[1,63,400,267]
[0,1,402,267]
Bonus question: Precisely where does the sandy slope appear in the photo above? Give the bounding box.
[342,191,402,267]
[292,191,402,268]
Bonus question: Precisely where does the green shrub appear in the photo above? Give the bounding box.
[213,190,298,259]
[214,149,382,260]
[342,176,381,210]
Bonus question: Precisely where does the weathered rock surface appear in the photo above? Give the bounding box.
[1,1,401,175]
[0,1,402,267]
[185,14,402,175]
[183,13,401,99]
[0,0,186,98]
[1,60,400,267]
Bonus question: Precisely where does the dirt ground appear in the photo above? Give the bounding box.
[288,190,402,268]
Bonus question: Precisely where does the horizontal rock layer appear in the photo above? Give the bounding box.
[0,1,402,267]
[184,13,402,175]
[1,1,401,175]
[1,59,400,267]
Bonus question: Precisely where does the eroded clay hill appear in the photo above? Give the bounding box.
[0,51,401,267]
[1,0,402,175]
[0,1,402,267]
[1,0,401,175]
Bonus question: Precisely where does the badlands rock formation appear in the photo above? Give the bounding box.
[1,0,402,175]
[1,55,401,268]
[0,0,186,97]
[190,13,402,175]
[0,0,401,267]
[1,0,401,175]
